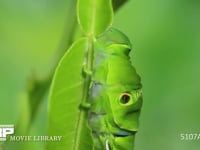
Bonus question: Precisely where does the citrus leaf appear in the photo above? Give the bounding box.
[77,0,113,36]
[47,38,93,150]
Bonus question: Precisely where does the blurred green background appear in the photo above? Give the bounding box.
[0,0,200,150]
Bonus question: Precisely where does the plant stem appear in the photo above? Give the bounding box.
[73,35,94,150]
[81,36,94,103]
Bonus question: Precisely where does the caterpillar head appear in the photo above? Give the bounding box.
[107,87,142,132]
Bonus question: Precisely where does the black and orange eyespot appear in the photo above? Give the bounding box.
[119,93,133,106]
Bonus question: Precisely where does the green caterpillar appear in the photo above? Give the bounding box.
[88,28,142,150]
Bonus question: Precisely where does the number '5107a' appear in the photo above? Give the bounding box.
[180,133,200,140]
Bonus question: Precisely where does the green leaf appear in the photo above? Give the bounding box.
[77,0,113,36]
[47,38,93,150]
